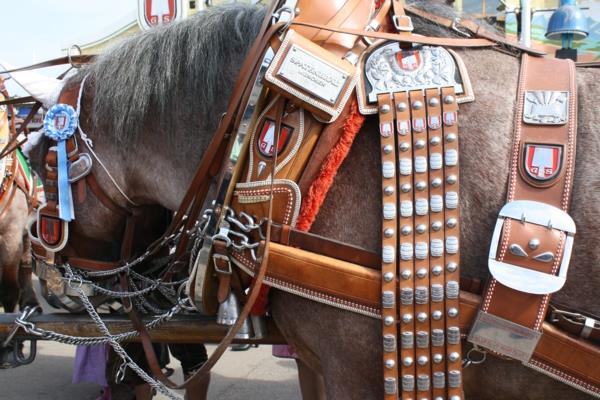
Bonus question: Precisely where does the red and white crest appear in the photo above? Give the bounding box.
[257,119,292,157]
[395,51,422,72]
[523,144,562,181]
[137,0,182,30]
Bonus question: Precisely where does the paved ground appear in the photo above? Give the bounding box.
[0,278,301,399]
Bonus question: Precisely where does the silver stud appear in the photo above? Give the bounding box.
[402,313,413,323]
[415,181,427,191]
[383,144,393,154]
[450,396,461,400]
[412,100,423,110]
[446,281,459,299]
[384,228,395,238]
[431,329,444,346]
[401,270,412,280]
[401,288,414,306]
[385,359,396,369]
[430,136,441,146]
[416,331,429,348]
[431,177,442,187]
[403,357,414,367]
[257,161,267,176]
[449,371,462,389]
[401,225,412,236]
[435,397,444,400]
[399,142,410,152]
[416,224,427,234]
[383,271,394,282]
[383,334,397,352]
[429,97,440,107]
[380,104,391,114]
[415,139,426,149]
[446,174,457,185]
[402,374,415,392]
[432,310,443,320]
[431,284,444,302]
[396,102,408,112]
[433,354,443,363]
[448,307,458,318]
[417,355,428,366]
[431,266,443,277]
[528,238,540,250]
[448,352,460,362]
[417,312,427,322]
[417,375,430,392]
[447,327,461,345]
[382,291,395,308]
[444,95,455,104]
[433,372,445,389]
[384,186,394,196]
[416,268,427,278]
[431,221,442,231]
[447,262,458,272]
[401,331,414,349]
[384,377,397,395]
[401,183,412,193]
[384,316,395,326]
[447,217,457,228]
[445,132,457,142]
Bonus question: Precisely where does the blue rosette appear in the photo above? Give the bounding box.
[44,104,78,222]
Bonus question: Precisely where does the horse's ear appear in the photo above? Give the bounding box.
[0,60,66,108]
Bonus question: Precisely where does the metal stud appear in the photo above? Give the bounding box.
[446,174,457,185]
[415,286,428,304]
[429,97,440,107]
[416,268,427,278]
[444,95,455,104]
[401,332,414,349]
[430,136,441,146]
[403,356,414,367]
[447,217,457,228]
[401,183,412,193]
[257,161,267,176]
[383,271,394,282]
[433,353,443,363]
[445,132,457,142]
[448,352,460,362]
[448,371,462,389]
[384,316,395,326]
[432,310,443,320]
[416,331,429,348]
[399,142,410,152]
[417,312,428,322]
[402,375,415,392]
[446,262,458,273]
[448,307,458,318]
[380,104,391,114]
[432,265,443,276]
[382,291,395,308]
[384,186,394,196]
[401,270,412,280]
[450,396,461,400]
[528,238,540,250]
[412,100,423,110]
[384,228,394,238]
[415,139,426,149]
[433,372,445,389]
[431,221,442,231]
[385,359,396,369]
[396,102,408,112]
[435,397,444,400]
[417,374,430,391]
[431,284,444,302]
[431,177,442,187]
[415,181,427,191]
[382,144,393,154]
[401,225,413,236]
[401,288,414,305]
[446,281,459,299]
[447,327,461,345]
[384,377,397,395]
[431,329,444,346]
[383,334,397,352]
[402,313,413,323]
[416,224,427,234]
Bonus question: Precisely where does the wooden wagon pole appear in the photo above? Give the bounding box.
[0,313,286,344]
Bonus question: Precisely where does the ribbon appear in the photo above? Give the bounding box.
[43,104,78,221]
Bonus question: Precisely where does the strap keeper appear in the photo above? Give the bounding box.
[393,15,414,32]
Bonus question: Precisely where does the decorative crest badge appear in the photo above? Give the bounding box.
[137,0,183,31]
[523,91,568,125]
[523,143,563,182]
[257,119,293,158]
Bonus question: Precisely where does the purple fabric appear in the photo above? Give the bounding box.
[272,344,297,358]
[72,344,109,386]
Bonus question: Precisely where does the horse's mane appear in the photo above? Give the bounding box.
[72,1,489,145]
[72,4,267,144]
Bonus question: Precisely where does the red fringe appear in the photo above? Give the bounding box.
[251,96,365,315]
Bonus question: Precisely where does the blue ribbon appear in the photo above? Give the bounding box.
[44,104,78,222]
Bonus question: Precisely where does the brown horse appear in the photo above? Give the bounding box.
[22,3,600,399]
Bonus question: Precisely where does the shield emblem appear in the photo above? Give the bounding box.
[395,51,422,72]
[523,144,563,181]
[257,119,293,157]
[428,115,441,130]
[137,0,182,30]
[41,215,62,246]
[397,120,410,136]
[413,117,425,132]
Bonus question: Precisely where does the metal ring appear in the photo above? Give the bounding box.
[463,346,487,368]
[272,5,295,31]
[67,45,83,69]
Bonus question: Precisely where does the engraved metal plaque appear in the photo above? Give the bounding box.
[277,44,350,105]
[523,90,569,125]
[364,44,463,103]
[468,311,542,363]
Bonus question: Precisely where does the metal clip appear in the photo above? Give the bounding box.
[451,18,471,37]
[212,253,232,275]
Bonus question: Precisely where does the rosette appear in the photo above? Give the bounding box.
[43,104,78,222]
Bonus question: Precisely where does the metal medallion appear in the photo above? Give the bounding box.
[523,90,568,125]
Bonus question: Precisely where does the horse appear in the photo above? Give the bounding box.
[22,3,600,399]
[0,78,39,368]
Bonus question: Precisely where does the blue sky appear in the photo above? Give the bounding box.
[1,0,138,96]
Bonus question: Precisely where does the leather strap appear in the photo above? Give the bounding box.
[0,55,94,74]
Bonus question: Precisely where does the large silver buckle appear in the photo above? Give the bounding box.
[488,200,576,295]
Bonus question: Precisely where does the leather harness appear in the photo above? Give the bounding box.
[21,0,600,398]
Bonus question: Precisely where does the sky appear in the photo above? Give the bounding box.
[0,0,138,96]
